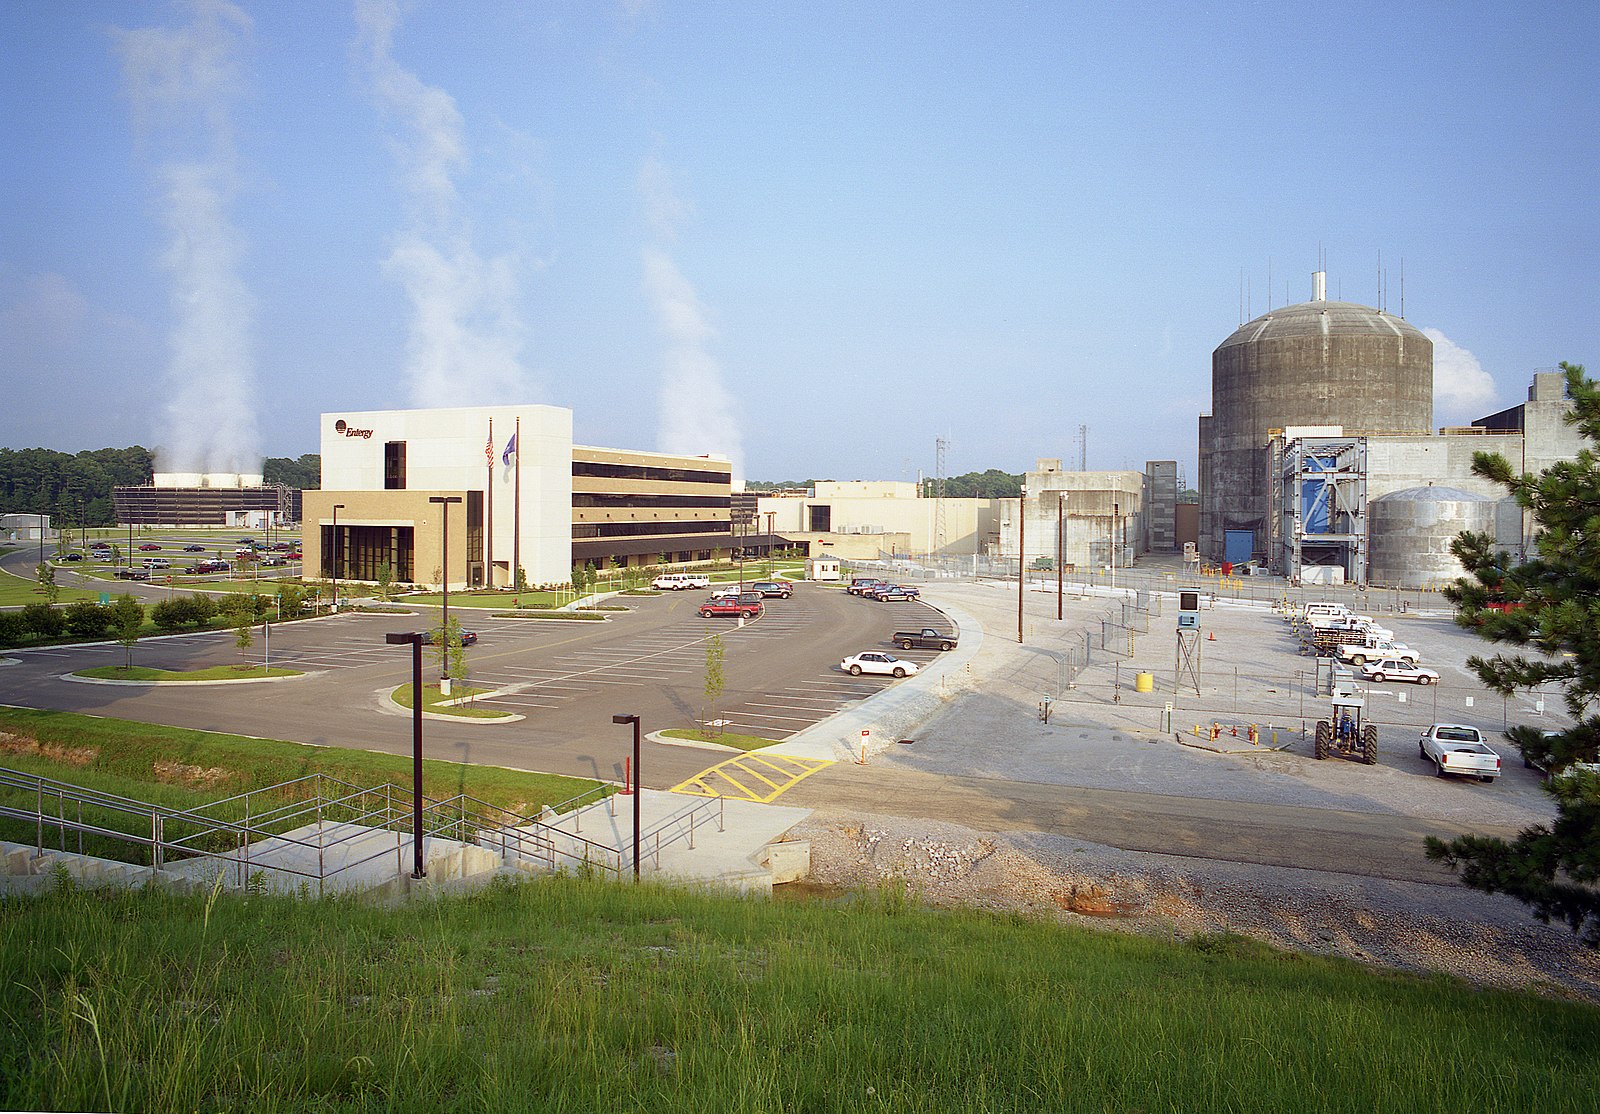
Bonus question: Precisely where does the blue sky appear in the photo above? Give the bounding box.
[2,1,1595,485]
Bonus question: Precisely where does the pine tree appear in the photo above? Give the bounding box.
[1428,362,1600,945]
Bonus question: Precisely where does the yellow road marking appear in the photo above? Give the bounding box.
[671,752,834,802]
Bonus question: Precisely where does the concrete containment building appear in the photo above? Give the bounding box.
[1200,271,1433,564]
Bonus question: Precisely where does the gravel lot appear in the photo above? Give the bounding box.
[788,570,1599,1001]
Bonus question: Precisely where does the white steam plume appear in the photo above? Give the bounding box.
[116,0,259,478]
[1423,327,1499,422]
[356,0,528,406]
[639,156,743,480]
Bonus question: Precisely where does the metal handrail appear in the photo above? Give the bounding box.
[642,795,726,868]
[0,765,626,886]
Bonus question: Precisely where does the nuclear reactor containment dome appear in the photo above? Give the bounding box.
[1368,486,1497,589]
[1199,290,1434,563]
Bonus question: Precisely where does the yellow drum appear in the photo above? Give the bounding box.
[1134,672,1154,693]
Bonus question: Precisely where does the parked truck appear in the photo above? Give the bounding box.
[1337,637,1418,666]
[894,627,957,651]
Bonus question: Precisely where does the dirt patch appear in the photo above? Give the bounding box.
[0,730,97,767]
[789,810,1600,1002]
[152,760,237,791]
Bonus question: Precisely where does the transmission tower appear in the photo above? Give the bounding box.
[934,437,949,555]
[1075,425,1088,471]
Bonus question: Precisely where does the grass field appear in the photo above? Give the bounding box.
[0,708,1596,1109]
[392,682,513,719]
[660,728,776,751]
[74,664,305,681]
[0,707,599,863]
[2,875,1594,1111]
[0,563,104,606]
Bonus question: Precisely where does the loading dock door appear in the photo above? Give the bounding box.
[1224,530,1254,565]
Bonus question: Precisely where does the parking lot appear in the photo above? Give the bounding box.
[0,580,959,788]
[878,577,1564,836]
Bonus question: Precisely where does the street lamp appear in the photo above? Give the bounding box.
[331,503,345,612]
[1057,492,1065,621]
[1017,484,1027,644]
[428,495,463,685]
[386,631,427,879]
[612,713,642,881]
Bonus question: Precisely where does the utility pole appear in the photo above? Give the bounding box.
[1017,485,1026,644]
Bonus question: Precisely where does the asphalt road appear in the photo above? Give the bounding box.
[780,763,1516,884]
[0,580,933,789]
[0,549,1537,885]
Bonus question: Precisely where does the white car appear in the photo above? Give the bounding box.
[840,651,919,679]
[1359,658,1439,685]
[1419,724,1501,781]
[652,572,711,591]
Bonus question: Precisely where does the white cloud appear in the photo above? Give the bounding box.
[356,0,529,406]
[1423,328,1499,423]
[636,158,742,479]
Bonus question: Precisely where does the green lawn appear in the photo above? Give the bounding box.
[74,664,304,681]
[392,682,514,719]
[1,877,1592,1112]
[0,707,600,844]
[661,728,776,751]
[0,564,105,606]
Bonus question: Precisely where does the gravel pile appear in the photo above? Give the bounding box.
[789,809,1600,1002]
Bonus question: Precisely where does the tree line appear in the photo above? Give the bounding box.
[0,448,320,526]
[747,470,1026,499]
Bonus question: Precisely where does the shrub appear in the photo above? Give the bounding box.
[189,594,217,625]
[63,601,111,637]
[20,603,63,638]
[150,598,189,631]
[0,612,27,647]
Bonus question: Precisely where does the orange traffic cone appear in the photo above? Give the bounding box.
[1207,631,1215,641]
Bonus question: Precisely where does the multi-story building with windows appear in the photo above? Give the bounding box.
[302,405,732,591]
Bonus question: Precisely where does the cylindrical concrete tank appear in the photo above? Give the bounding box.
[1368,486,1496,589]
[1202,297,1433,562]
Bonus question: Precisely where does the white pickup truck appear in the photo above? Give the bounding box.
[1309,615,1395,642]
[1419,724,1502,782]
[1337,639,1418,666]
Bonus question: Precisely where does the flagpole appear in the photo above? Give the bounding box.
[513,415,521,590]
[485,417,494,587]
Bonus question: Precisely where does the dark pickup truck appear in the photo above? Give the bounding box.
[893,627,957,651]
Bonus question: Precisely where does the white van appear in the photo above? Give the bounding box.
[652,572,712,591]
[1301,602,1352,622]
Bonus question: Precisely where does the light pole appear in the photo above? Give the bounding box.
[1111,501,1119,595]
[1017,484,1026,644]
[1057,492,1064,621]
[428,495,463,686]
[386,631,427,879]
[612,713,642,881]
[331,503,345,612]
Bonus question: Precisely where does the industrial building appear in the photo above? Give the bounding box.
[1199,272,1582,587]
[302,405,733,591]
[996,460,1152,571]
[113,473,300,528]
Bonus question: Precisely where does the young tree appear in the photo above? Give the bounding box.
[109,594,143,670]
[702,630,725,739]
[429,614,467,693]
[375,560,394,602]
[35,562,58,604]
[233,601,254,662]
[1428,362,1600,945]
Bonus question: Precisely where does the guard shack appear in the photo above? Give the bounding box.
[805,555,841,582]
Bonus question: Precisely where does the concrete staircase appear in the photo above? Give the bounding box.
[1,789,813,899]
